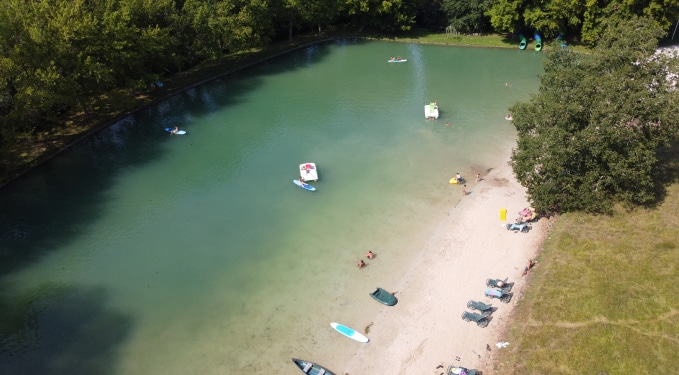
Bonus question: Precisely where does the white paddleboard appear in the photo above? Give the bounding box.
[165,127,187,135]
[330,322,369,343]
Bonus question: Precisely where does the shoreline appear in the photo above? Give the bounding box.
[341,151,548,374]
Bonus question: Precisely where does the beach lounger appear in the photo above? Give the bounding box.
[506,222,530,232]
[467,300,493,312]
[461,311,490,328]
[448,365,477,375]
[485,287,512,303]
[486,278,513,291]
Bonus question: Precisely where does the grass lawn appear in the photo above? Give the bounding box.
[495,173,679,373]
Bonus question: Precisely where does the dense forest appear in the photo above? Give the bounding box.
[1,0,679,211]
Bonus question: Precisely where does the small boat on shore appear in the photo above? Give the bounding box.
[534,32,542,51]
[292,358,335,375]
[370,287,397,306]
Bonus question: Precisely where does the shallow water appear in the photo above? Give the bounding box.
[0,40,543,374]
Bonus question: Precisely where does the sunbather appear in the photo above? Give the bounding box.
[522,258,536,276]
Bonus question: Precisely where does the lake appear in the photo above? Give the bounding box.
[0,39,543,375]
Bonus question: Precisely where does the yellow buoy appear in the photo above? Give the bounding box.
[500,208,507,221]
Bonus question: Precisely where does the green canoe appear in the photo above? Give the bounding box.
[370,287,397,306]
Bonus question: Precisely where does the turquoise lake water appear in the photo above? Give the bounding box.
[0,40,543,374]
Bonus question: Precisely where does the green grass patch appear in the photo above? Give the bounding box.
[496,183,679,374]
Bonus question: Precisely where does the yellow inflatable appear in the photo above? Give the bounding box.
[450,178,460,184]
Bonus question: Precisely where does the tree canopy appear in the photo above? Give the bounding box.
[487,0,679,43]
[510,17,679,213]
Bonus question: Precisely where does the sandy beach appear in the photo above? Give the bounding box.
[341,153,548,375]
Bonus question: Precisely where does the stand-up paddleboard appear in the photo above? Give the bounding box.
[388,59,407,63]
[330,322,369,343]
[165,128,187,135]
[293,180,316,191]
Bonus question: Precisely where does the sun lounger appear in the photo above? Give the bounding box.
[485,287,512,303]
[448,365,477,375]
[461,311,490,327]
[486,278,513,291]
[467,300,493,312]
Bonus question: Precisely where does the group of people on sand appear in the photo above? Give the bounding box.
[357,250,375,268]
[454,172,482,197]
[517,207,537,223]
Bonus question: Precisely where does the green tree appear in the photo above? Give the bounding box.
[487,0,679,44]
[510,17,679,213]
[345,0,418,32]
[211,0,273,53]
[441,0,494,34]
[485,0,526,34]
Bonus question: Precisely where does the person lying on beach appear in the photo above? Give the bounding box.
[522,258,537,276]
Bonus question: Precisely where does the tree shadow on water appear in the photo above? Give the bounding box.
[0,39,341,279]
[0,285,132,375]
